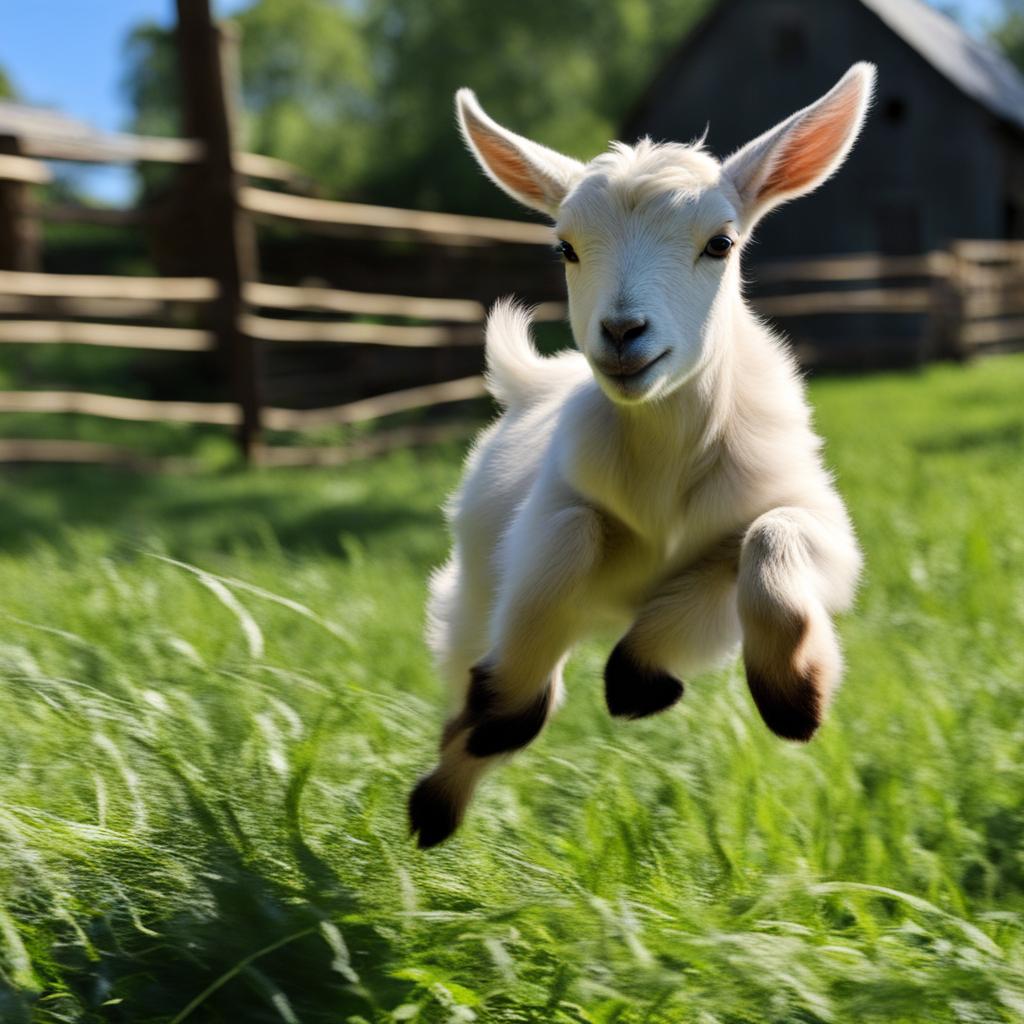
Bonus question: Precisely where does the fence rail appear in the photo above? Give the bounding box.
[755,287,935,317]
[0,0,1022,469]
[0,271,218,301]
[0,155,52,186]
[0,320,215,350]
[0,374,487,431]
[240,186,555,246]
[753,251,954,282]
[13,130,307,188]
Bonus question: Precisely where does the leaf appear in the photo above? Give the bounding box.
[321,921,360,984]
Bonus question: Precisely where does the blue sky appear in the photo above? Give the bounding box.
[1,1,247,135]
[0,0,1008,201]
[0,0,248,200]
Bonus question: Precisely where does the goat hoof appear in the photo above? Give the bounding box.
[465,685,552,757]
[604,641,684,719]
[408,773,461,849]
[745,667,823,742]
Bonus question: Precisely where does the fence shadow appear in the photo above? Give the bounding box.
[0,461,450,562]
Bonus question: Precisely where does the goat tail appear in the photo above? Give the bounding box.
[484,298,548,408]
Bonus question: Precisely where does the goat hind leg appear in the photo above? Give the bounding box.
[410,497,602,847]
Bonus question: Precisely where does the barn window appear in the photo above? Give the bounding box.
[774,23,808,65]
[884,96,908,123]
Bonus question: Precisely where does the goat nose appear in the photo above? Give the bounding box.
[600,317,648,351]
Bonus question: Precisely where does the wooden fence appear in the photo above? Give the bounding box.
[0,0,1022,469]
[756,243,1024,367]
[0,0,567,468]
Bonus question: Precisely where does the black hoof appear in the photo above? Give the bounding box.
[745,669,822,742]
[466,685,551,757]
[408,774,460,849]
[604,641,684,719]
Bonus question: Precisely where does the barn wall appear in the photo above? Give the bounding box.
[624,0,1008,264]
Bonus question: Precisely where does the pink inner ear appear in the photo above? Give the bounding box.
[472,126,548,205]
[758,83,861,201]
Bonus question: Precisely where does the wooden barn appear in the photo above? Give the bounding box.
[622,0,1024,368]
[623,0,1024,263]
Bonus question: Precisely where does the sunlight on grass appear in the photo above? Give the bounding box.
[0,357,1023,1022]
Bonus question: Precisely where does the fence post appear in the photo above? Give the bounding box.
[919,250,959,362]
[174,0,261,462]
[0,135,42,272]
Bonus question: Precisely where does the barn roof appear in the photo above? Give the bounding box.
[623,0,1024,138]
[863,0,1024,134]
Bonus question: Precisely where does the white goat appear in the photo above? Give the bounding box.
[409,64,873,847]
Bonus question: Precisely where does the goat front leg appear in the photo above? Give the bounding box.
[604,542,740,718]
[738,505,860,741]
[409,491,603,848]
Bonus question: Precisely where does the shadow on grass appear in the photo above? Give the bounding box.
[0,463,444,562]
[913,421,1024,455]
[22,754,415,1023]
[40,853,413,1024]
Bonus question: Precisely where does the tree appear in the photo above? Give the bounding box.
[122,0,708,213]
[991,0,1024,70]
[123,22,183,139]
[123,0,373,196]
[233,0,374,193]
[0,66,16,100]
[359,0,707,214]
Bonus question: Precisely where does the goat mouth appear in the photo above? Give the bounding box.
[602,350,670,381]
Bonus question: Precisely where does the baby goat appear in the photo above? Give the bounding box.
[409,64,873,847]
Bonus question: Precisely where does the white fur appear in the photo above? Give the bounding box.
[411,64,874,844]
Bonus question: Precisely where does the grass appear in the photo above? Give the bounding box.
[0,355,1023,1022]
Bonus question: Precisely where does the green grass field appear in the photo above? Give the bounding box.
[1,355,1023,1023]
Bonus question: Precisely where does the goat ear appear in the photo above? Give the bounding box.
[722,62,875,227]
[456,89,584,217]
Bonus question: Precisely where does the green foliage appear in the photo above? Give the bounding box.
[991,0,1024,70]
[115,0,1024,214]
[358,0,709,213]
[237,0,374,198]
[111,0,1024,213]
[122,0,708,213]
[0,65,16,100]
[0,356,1023,1020]
[123,21,183,139]
[123,0,373,203]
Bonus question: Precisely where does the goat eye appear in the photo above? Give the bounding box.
[556,239,579,264]
[703,234,734,258]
